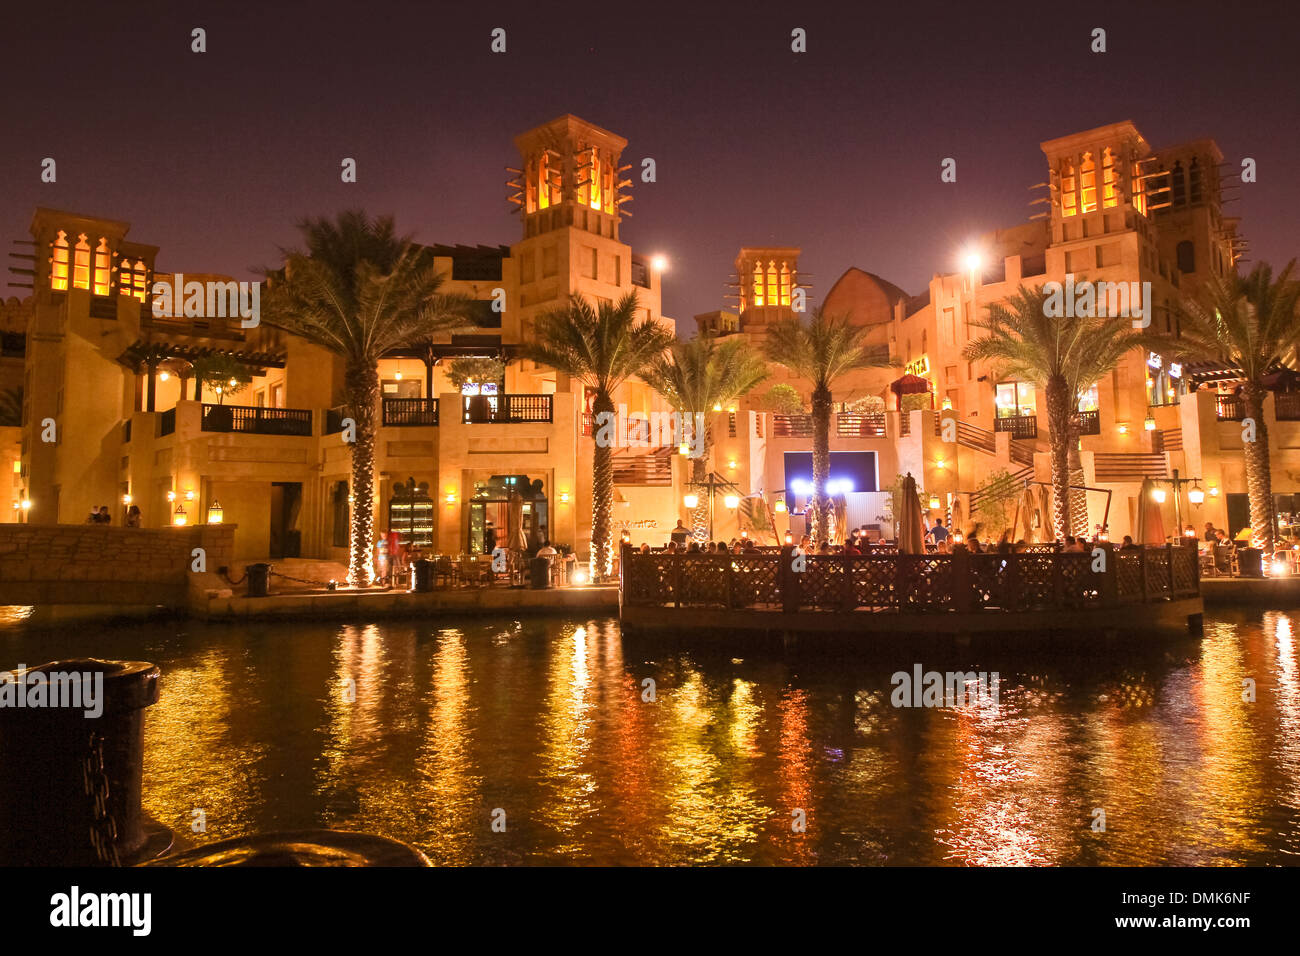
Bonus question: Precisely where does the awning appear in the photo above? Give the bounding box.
[889,373,932,396]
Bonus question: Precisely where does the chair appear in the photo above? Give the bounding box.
[434,556,455,588]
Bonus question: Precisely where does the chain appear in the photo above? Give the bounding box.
[82,731,121,867]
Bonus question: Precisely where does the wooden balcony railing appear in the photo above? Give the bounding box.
[772,414,813,437]
[621,545,1199,615]
[383,397,439,426]
[462,393,553,424]
[994,413,1038,439]
[612,449,674,486]
[1275,392,1300,421]
[1216,394,1244,421]
[158,407,176,437]
[836,412,886,438]
[201,403,312,436]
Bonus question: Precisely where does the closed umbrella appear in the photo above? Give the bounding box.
[898,473,926,554]
[1137,478,1166,546]
[1038,483,1053,542]
[507,491,527,550]
[949,495,965,541]
[832,494,848,546]
[1018,485,1040,542]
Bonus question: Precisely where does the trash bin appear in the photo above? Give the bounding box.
[0,659,171,866]
[530,556,551,589]
[1238,547,1263,578]
[246,562,271,597]
[410,558,434,592]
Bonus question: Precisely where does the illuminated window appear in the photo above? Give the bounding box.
[587,148,601,209]
[602,157,615,214]
[752,263,764,307]
[996,381,1036,418]
[1131,160,1147,216]
[525,159,537,213]
[72,234,91,290]
[779,263,791,305]
[1060,159,1077,217]
[130,260,147,301]
[1101,148,1117,208]
[765,262,778,306]
[50,230,69,290]
[1078,383,1099,412]
[93,237,111,296]
[1079,152,1097,214]
[538,154,551,210]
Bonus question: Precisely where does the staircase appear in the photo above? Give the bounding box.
[612,447,674,486]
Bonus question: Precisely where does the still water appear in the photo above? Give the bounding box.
[2,609,1298,865]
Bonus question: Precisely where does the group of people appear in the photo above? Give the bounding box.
[86,504,141,527]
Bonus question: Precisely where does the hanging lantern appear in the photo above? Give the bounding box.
[173,503,188,526]
[928,494,940,510]
[774,498,787,513]
[1188,485,1205,505]
[683,493,699,509]
[207,499,224,524]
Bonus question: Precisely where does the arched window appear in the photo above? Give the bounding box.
[72,234,91,290]
[765,262,778,306]
[1079,152,1097,214]
[602,158,614,213]
[779,262,791,306]
[1101,148,1117,208]
[587,148,601,210]
[1130,159,1147,216]
[131,260,147,301]
[93,238,111,296]
[50,230,69,290]
[752,261,765,307]
[1060,159,1078,217]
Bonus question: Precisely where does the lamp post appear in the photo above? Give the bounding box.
[1148,468,1206,539]
[683,471,741,541]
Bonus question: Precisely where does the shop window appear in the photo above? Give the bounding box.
[996,381,1036,418]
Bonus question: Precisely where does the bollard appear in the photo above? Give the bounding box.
[410,559,434,593]
[529,556,551,589]
[0,659,169,866]
[246,562,271,597]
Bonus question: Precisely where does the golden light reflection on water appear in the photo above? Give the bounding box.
[4,608,1295,865]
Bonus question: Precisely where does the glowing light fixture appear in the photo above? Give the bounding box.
[727,459,737,469]
[558,491,570,503]
[774,498,787,513]
[444,491,457,504]
[185,489,195,501]
[207,500,224,524]
[172,503,188,526]
[20,498,31,511]
[1144,416,1156,431]
[1270,559,1289,577]
[935,458,946,470]
[167,490,177,502]
[1209,484,1220,498]
[928,495,941,510]
[784,531,793,545]
[963,252,982,273]
[1152,488,1167,503]
[724,494,740,509]
[122,493,132,505]
[1188,485,1205,505]
[679,442,690,455]
[683,493,699,509]
[651,254,668,272]
[159,371,170,382]
[712,402,722,412]
[1117,422,1129,435]
[572,570,587,584]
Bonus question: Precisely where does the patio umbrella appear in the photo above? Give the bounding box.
[949,495,965,540]
[1137,478,1166,546]
[897,473,926,554]
[1017,485,1040,542]
[1038,483,1053,541]
[507,491,527,550]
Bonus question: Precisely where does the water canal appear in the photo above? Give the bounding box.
[1,609,1296,865]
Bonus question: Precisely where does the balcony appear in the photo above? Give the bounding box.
[383,397,439,427]
[201,403,312,436]
[772,414,813,438]
[1275,392,1300,421]
[836,412,886,438]
[158,408,176,437]
[1215,394,1244,421]
[1074,409,1100,435]
[994,414,1038,439]
[462,393,552,424]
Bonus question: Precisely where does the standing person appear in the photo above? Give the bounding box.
[670,519,689,547]
[97,505,112,525]
[929,517,949,544]
[125,504,142,528]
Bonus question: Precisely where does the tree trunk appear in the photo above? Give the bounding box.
[1242,382,1274,553]
[1046,375,1071,540]
[810,385,832,544]
[591,391,615,582]
[1067,422,1089,537]
[690,430,710,541]
[345,362,380,588]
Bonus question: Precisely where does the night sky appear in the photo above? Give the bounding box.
[3,1,1296,328]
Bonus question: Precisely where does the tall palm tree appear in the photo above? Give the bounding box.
[1157,261,1300,553]
[963,285,1146,539]
[644,335,768,540]
[261,210,474,586]
[763,308,893,542]
[523,292,673,581]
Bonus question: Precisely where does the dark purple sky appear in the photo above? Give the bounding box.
[3,1,1296,327]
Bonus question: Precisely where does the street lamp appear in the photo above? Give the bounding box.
[207,500,224,524]
[684,471,742,540]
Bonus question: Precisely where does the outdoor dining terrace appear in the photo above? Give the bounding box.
[619,543,1204,637]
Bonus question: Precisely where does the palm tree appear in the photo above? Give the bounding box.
[523,292,673,581]
[963,285,1146,539]
[1156,262,1300,553]
[644,336,768,540]
[763,308,893,542]
[261,210,474,587]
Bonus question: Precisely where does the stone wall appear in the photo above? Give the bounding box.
[0,523,235,607]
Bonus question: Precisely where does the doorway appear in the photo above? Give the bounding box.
[270,482,303,558]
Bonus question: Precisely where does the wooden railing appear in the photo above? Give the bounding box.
[772,414,813,437]
[837,412,886,438]
[622,544,1199,615]
[462,393,553,423]
[612,449,674,486]
[201,403,312,436]
[1216,394,1244,421]
[383,397,439,426]
[158,407,176,437]
[1275,392,1300,421]
[995,413,1038,439]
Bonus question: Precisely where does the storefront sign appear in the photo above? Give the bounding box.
[904,355,930,377]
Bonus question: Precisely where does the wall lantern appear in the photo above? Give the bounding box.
[683,493,699,509]
[1209,484,1220,498]
[1151,488,1167,503]
[207,500,224,524]
[935,458,946,470]
[167,490,177,502]
[173,503,188,526]
[444,492,457,504]
[122,493,133,505]
[723,495,740,509]
[784,531,793,545]
[1144,416,1156,431]
[558,491,570,503]
[1117,422,1129,435]
[774,498,787,513]
[928,495,941,510]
